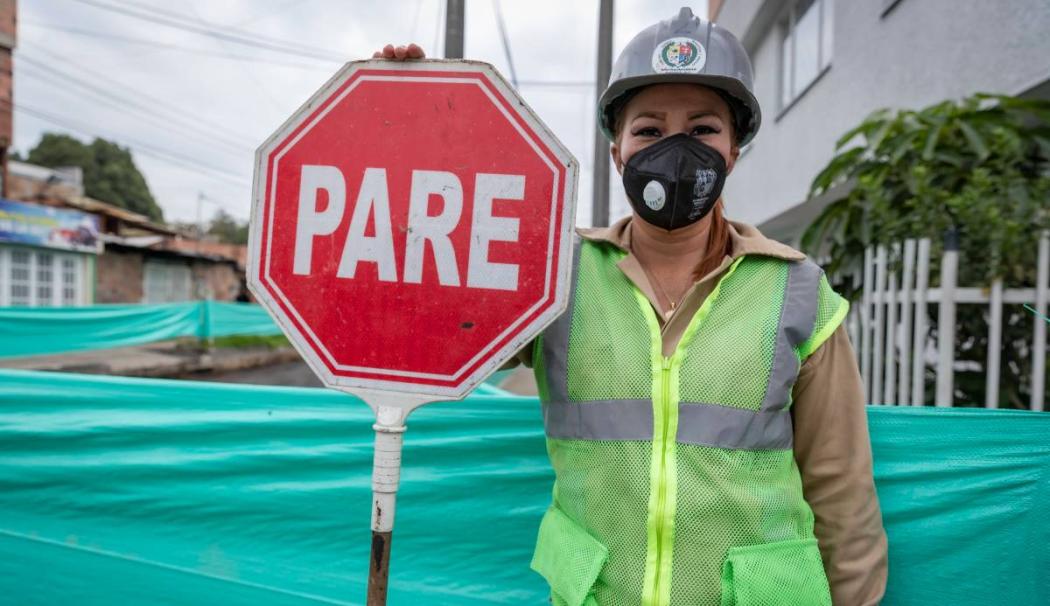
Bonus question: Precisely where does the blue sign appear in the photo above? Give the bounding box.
[0,198,101,254]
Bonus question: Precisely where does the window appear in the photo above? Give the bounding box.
[37,252,54,305]
[779,0,834,112]
[61,257,78,306]
[9,250,30,305]
[0,248,86,306]
[144,261,193,303]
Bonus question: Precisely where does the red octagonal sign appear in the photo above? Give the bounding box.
[248,60,578,399]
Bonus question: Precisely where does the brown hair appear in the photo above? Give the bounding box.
[612,86,735,283]
[693,199,732,281]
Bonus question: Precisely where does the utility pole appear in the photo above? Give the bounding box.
[591,0,613,227]
[444,0,465,59]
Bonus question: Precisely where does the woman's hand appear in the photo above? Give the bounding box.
[372,43,426,60]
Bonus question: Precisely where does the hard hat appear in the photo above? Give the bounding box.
[597,7,761,146]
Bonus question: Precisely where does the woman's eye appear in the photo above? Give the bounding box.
[633,127,661,137]
[691,125,719,136]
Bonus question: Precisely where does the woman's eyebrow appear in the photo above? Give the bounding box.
[688,110,722,120]
[631,111,666,121]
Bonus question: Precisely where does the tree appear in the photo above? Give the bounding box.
[207,209,249,245]
[801,93,1050,408]
[26,133,164,222]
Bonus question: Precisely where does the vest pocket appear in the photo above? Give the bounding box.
[530,506,609,606]
[719,538,832,606]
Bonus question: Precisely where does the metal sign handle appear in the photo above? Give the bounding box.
[366,405,406,605]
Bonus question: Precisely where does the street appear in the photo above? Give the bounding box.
[193,360,323,387]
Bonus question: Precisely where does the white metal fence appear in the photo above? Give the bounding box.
[845,232,1049,410]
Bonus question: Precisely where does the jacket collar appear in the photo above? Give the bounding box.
[576,215,808,262]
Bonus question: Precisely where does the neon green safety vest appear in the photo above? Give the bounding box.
[529,239,849,606]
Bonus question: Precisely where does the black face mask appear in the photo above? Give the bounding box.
[622,133,727,231]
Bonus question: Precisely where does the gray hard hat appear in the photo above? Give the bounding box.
[597,6,761,146]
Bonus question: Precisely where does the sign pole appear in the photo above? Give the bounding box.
[366,405,408,605]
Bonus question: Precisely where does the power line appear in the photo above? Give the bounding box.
[24,16,592,90]
[17,53,253,155]
[184,2,283,115]
[234,0,315,27]
[4,99,250,187]
[20,45,258,146]
[492,0,518,88]
[70,0,345,62]
[21,21,333,72]
[99,0,341,59]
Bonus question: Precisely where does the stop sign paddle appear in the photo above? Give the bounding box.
[247,59,578,603]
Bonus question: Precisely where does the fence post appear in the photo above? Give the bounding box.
[872,245,887,404]
[985,278,1003,408]
[911,238,931,406]
[885,243,900,405]
[899,239,916,405]
[861,246,874,403]
[935,229,959,407]
[1031,231,1049,411]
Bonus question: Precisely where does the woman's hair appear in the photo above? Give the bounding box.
[693,199,732,281]
[612,85,736,282]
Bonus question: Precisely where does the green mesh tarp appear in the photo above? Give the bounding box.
[0,302,281,358]
[0,368,1047,605]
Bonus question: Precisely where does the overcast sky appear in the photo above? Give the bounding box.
[15,0,708,227]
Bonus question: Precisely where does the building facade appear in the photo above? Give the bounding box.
[2,161,245,306]
[0,196,97,306]
[711,0,1050,243]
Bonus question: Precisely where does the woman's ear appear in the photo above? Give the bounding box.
[610,142,624,175]
[726,143,740,176]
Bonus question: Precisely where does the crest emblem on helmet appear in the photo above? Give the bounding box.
[652,37,707,73]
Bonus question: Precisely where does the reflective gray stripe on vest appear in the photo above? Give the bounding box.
[541,238,581,406]
[544,399,653,441]
[759,259,822,412]
[676,402,793,450]
[543,399,789,449]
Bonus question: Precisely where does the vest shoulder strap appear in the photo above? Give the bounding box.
[796,263,849,360]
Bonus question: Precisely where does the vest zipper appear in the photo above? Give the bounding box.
[647,355,674,606]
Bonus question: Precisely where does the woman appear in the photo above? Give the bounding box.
[377,7,887,606]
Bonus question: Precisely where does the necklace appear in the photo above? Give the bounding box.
[641,262,681,318]
[630,239,681,318]
[650,271,679,316]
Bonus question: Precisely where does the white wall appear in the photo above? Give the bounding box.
[716,0,1050,232]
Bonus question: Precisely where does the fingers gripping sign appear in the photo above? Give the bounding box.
[372,43,426,60]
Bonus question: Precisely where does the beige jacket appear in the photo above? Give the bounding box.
[513,215,888,606]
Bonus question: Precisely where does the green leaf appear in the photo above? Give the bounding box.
[834,108,891,149]
[957,120,990,160]
[808,147,864,196]
[922,122,945,161]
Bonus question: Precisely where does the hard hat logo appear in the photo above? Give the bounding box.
[652,37,707,73]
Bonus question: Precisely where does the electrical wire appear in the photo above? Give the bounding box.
[17,54,253,155]
[3,99,250,187]
[21,21,333,72]
[95,0,340,59]
[69,0,345,62]
[491,0,518,88]
[19,45,258,147]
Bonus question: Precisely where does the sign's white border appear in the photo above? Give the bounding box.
[247,59,578,401]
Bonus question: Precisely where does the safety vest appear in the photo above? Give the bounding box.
[529,239,848,606]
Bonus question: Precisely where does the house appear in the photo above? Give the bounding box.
[1,160,246,306]
[709,0,1050,244]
